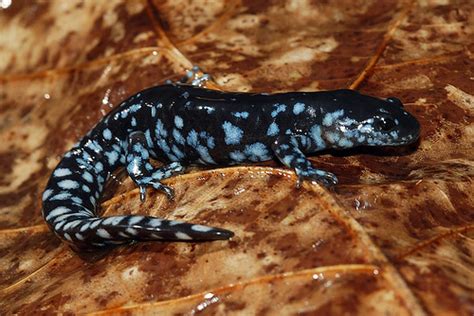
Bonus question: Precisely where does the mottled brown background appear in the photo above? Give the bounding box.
[0,0,473,315]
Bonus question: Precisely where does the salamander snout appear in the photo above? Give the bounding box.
[386,97,403,108]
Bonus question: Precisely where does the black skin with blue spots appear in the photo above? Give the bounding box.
[42,84,420,251]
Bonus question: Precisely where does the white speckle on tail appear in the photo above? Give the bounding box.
[103,216,125,226]
[169,220,185,226]
[80,221,92,232]
[55,221,66,231]
[45,206,72,221]
[128,216,144,225]
[63,220,82,231]
[89,219,102,229]
[53,168,72,177]
[50,192,72,201]
[175,232,192,240]
[126,228,138,235]
[148,218,162,227]
[82,171,94,183]
[57,180,80,190]
[191,225,213,232]
[97,228,112,239]
[42,189,53,201]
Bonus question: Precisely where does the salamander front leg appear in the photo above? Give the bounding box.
[272,136,338,188]
[126,131,184,201]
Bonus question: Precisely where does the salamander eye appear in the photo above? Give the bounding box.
[376,117,397,131]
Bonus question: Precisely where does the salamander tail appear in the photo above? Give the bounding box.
[47,215,233,250]
[97,215,235,242]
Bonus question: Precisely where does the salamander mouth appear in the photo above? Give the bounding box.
[388,130,420,146]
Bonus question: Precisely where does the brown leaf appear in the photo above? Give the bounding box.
[0,0,472,314]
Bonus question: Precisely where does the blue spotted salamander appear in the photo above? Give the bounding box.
[42,84,420,250]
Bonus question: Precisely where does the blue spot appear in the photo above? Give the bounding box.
[133,143,148,159]
[282,155,294,165]
[50,192,72,200]
[229,151,246,162]
[131,117,137,126]
[155,119,168,137]
[301,136,310,149]
[82,171,93,183]
[271,104,287,117]
[326,131,340,143]
[151,107,156,117]
[42,189,53,201]
[293,102,306,115]
[338,138,353,148]
[244,143,269,162]
[174,116,184,129]
[266,122,279,136]
[57,180,80,190]
[171,145,185,159]
[322,110,344,127]
[222,121,243,145]
[232,111,249,119]
[196,146,216,164]
[53,168,72,177]
[186,130,198,147]
[310,125,326,149]
[144,130,153,148]
[85,140,102,153]
[105,151,119,165]
[186,130,216,164]
[206,136,215,149]
[102,128,112,140]
[199,131,215,149]
[71,196,82,204]
[95,162,104,173]
[173,129,185,145]
[129,104,141,113]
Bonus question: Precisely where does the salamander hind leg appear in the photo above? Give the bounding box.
[126,131,184,201]
[167,65,211,87]
[272,135,338,188]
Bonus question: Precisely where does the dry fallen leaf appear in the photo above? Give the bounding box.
[0,0,473,314]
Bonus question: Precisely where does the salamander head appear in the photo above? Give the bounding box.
[318,90,420,149]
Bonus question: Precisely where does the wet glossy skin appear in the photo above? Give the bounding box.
[42,84,420,250]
